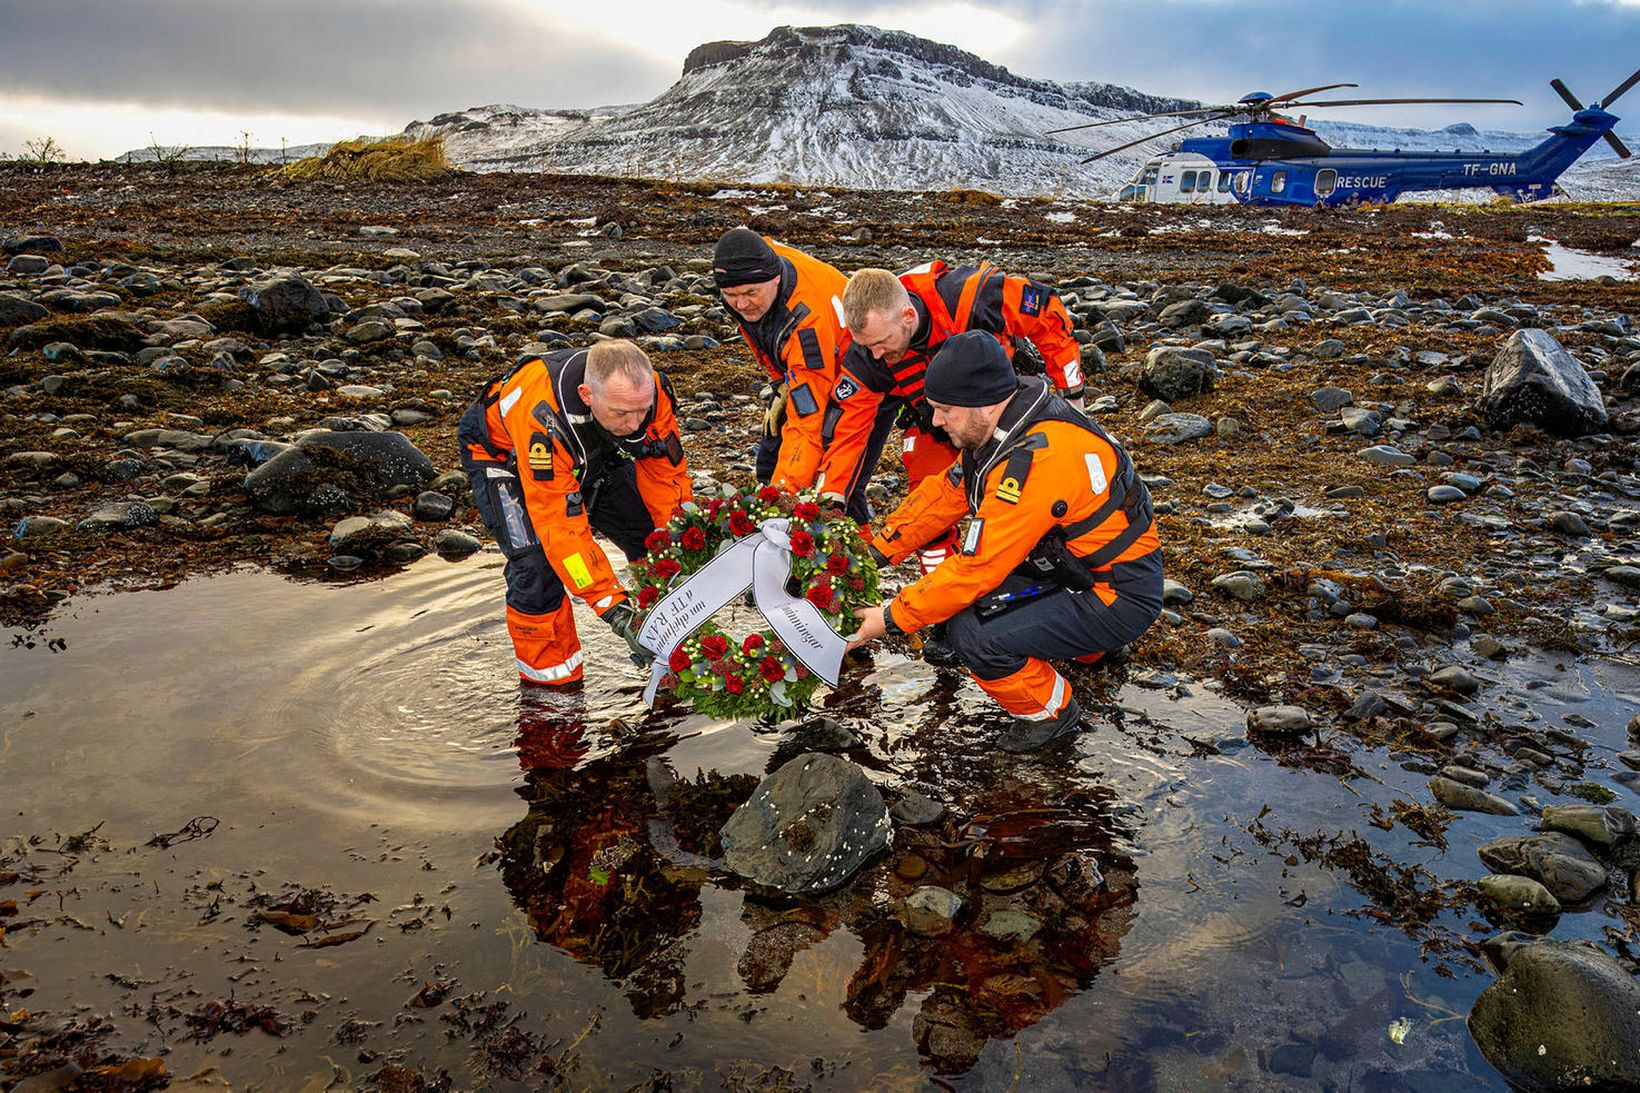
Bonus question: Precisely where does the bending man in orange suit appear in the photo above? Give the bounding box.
[458,340,690,685]
[816,262,1086,575]
[849,332,1162,753]
[712,228,876,519]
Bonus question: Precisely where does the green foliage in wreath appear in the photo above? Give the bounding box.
[630,485,880,720]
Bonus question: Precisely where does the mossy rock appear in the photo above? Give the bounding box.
[8,312,148,351]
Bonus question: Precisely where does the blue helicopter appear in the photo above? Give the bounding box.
[1048,69,1637,206]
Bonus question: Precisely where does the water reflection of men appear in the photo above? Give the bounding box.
[458,340,690,686]
[849,332,1163,752]
[497,729,702,1018]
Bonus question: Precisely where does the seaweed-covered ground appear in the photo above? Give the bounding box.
[2,163,1640,1090]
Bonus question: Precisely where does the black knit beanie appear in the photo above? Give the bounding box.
[712,227,781,287]
[925,331,1019,407]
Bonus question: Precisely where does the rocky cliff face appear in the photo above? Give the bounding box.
[402,24,1202,196]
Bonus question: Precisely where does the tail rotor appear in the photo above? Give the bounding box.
[1549,68,1635,159]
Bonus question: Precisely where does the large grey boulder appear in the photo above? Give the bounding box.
[1541,804,1636,850]
[0,293,48,328]
[1479,329,1608,436]
[1477,832,1606,903]
[244,431,435,515]
[1142,412,1212,445]
[238,274,331,335]
[1139,346,1216,402]
[1469,938,1640,1091]
[719,753,891,894]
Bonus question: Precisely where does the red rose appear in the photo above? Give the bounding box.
[742,634,764,655]
[794,501,821,521]
[729,510,755,537]
[788,530,815,558]
[857,525,872,541]
[726,673,745,695]
[825,552,849,575]
[645,529,673,552]
[654,558,681,579]
[680,526,707,551]
[707,498,723,517]
[760,655,785,682]
[758,485,782,503]
[700,634,729,659]
[637,585,659,608]
[805,580,833,610]
[668,646,691,672]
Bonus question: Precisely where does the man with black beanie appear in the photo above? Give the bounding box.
[848,332,1164,752]
[713,227,875,518]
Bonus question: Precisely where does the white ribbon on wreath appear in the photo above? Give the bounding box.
[636,518,849,707]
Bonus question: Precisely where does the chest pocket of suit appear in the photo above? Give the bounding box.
[796,327,824,371]
[789,382,819,418]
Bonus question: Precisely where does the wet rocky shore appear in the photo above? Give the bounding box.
[3,162,1640,1089]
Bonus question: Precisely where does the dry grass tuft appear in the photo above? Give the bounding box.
[282,136,451,183]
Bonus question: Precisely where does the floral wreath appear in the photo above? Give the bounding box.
[630,485,879,720]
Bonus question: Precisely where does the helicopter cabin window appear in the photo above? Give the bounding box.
[1270,170,1288,194]
[1314,169,1338,197]
[1179,171,1196,193]
[1218,171,1234,193]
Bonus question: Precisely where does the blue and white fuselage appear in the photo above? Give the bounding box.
[1113,108,1622,206]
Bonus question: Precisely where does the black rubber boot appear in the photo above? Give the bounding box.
[920,622,962,668]
[996,696,1084,754]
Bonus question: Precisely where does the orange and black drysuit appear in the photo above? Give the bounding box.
[722,240,857,511]
[458,348,691,685]
[871,375,1161,722]
[817,260,1083,570]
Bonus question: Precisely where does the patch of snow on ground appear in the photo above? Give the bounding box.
[1529,235,1637,281]
[1046,210,1077,223]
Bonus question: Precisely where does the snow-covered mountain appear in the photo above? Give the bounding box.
[403,24,1203,197]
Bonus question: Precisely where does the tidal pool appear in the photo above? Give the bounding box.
[3,552,1635,1089]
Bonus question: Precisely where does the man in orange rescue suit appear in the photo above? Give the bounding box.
[712,228,872,519]
[817,263,1086,575]
[849,332,1162,753]
[458,340,691,685]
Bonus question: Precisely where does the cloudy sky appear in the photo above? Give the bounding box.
[2,0,1637,159]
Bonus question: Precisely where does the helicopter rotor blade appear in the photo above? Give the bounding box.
[1079,114,1230,163]
[1266,83,1358,104]
[1550,78,1586,112]
[1284,97,1524,108]
[1606,132,1633,159]
[1043,106,1233,136]
[1602,65,1640,108]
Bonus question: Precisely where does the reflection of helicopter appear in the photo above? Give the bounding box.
[1048,67,1639,207]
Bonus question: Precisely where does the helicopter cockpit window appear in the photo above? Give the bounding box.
[1314,169,1338,197]
[1218,172,1234,193]
[1141,165,1159,186]
[1271,170,1288,194]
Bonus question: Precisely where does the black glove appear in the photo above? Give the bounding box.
[603,601,653,667]
[868,545,890,567]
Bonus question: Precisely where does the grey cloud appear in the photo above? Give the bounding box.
[1008,0,1640,131]
[0,0,674,120]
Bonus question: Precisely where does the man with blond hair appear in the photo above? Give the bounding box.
[816,262,1084,576]
[458,340,691,685]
